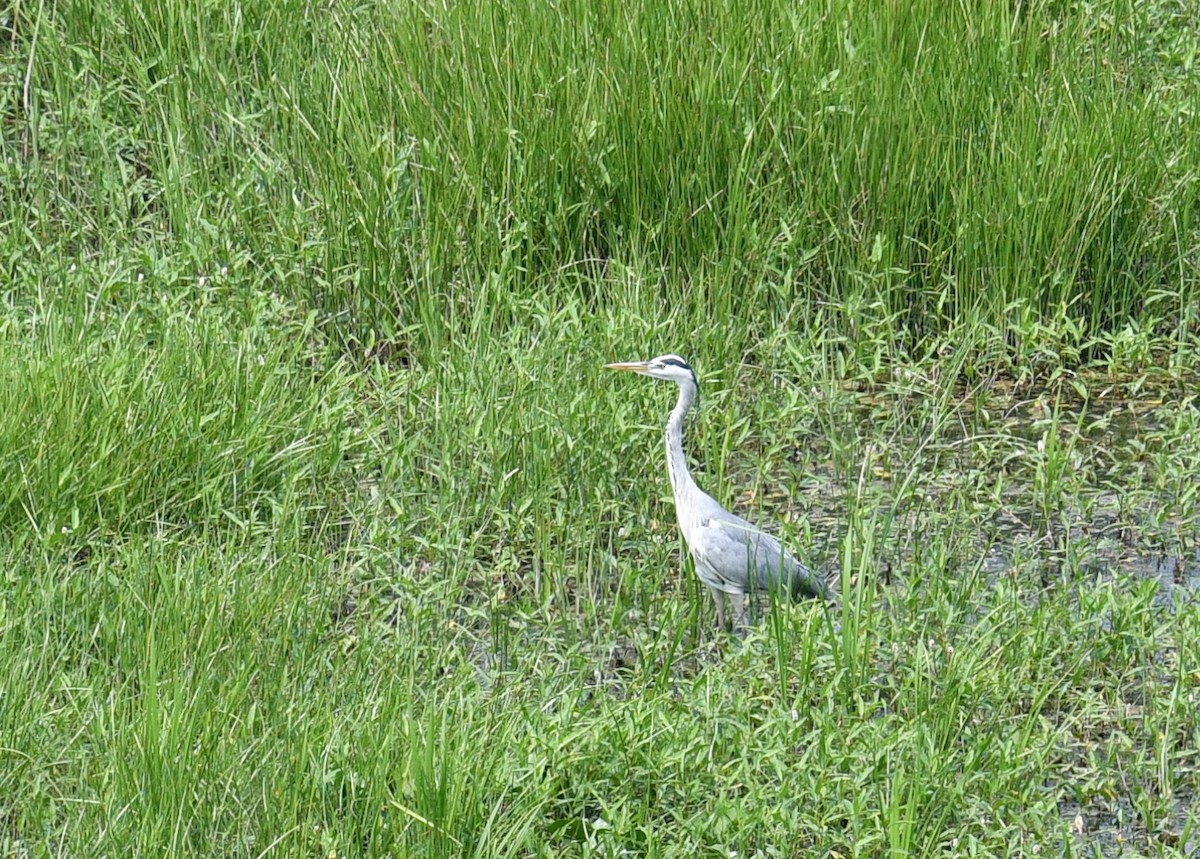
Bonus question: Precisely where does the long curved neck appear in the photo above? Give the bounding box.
[665,376,701,502]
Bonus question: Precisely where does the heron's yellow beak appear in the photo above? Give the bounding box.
[605,361,650,374]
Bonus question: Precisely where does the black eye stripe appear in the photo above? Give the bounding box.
[660,357,690,370]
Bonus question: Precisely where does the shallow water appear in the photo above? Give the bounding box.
[770,383,1200,605]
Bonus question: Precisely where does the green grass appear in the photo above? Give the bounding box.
[2,0,1200,855]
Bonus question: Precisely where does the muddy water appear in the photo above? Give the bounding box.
[773,386,1200,856]
[775,384,1200,602]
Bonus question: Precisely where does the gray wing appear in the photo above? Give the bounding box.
[692,510,830,600]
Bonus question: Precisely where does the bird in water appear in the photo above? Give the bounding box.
[607,354,832,631]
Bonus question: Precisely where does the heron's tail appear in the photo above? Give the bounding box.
[787,561,833,601]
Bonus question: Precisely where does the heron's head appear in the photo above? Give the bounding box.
[606,354,696,386]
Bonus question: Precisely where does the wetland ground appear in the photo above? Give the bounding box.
[3,0,1200,855]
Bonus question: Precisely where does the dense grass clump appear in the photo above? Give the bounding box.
[2,0,1199,855]
[0,300,353,539]
[7,0,1199,354]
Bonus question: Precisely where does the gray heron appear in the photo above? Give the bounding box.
[607,354,832,631]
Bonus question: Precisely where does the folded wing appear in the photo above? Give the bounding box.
[692,513,830,600]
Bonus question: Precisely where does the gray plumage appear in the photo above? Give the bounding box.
[607,354,831,630]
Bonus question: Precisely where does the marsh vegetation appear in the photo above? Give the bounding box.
[2,0,1198,855]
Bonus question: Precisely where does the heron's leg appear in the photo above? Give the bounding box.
[709,587,727,630]
[728,592,750,634]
